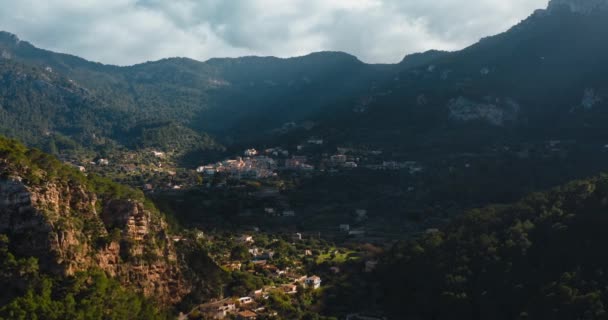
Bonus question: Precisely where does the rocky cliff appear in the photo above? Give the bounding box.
[0,139,189,306]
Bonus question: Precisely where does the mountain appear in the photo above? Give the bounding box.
[305,1,608,152]
[2,0,608,158]
[0,136,188,314]
[0,33,392,154]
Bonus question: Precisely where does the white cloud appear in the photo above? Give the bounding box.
[0,0,549,65]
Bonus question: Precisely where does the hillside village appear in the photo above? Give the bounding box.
[65,133,608,195]
[53,133,608,244]
[173,230,381,320]
[194,143,424,181]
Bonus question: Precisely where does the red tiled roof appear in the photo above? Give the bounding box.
[238,310,257,318]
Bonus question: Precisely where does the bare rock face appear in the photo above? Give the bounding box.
[548,0,608,14]
[0,177,189,306]
[0,49,11,59]
[447,96,520,126]
[581,88,602,110]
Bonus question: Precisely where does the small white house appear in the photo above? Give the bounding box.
[349,229,366,237]
[344,162,358,168]
[152,151,165,158]
[307,138,324,145]
[238,297,254,305]
[244,149,258,157]
[355,209,368,219]
[305,276,322,289]
[365,260,379,273]
[239,235,254,244]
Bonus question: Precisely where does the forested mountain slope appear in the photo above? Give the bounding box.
[2,1,608,156]
[377,174,608,319]
[310,3,608,151]
[0,31,392,152]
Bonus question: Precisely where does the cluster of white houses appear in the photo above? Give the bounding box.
[196,148,315,179]
[197,155,278,179]
[208,234,324,317]
[364,161,423,174]
[196,146,424,182]
[191,275,322,319]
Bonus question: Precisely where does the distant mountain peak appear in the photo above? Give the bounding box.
[0,31,21,45]
[548,0,608,14]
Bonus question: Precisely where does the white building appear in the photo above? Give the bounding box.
[283,210,296,217]
[238,297,254,305]
[330,154,347,163]
[355,209,368,219]
[152,150,165,158]
[244,149,258,157]
[305,276,322,289]
[365,260,379,273]
[307,138,324,145]
[198,299,237,320]
[238,235,254,244]
[344,161,358,168]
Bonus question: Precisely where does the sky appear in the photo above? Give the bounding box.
[0,0,549,66]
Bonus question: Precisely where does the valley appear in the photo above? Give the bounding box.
[2,0,608,319]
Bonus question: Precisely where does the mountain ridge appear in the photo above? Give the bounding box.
[0,1,608,156]
[548,0,608,13]
[0,30,366,69]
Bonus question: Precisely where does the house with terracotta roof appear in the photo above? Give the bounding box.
[237,310,258,320]
[197,299,236,319]
[280,283,298,294]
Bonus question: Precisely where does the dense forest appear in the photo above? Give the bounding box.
[0,136,145,203]
[375,175,608,319]
[0,238,168,320]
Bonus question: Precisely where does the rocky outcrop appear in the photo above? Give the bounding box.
[581,88,602,110]
[548,0,608,14]
[0,176,189,306]
[447,96,520,126]
[0,49,11,60]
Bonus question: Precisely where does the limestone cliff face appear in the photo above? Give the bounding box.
[447,96,520,126]
[0,176,189,305]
